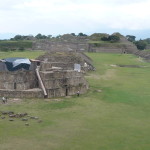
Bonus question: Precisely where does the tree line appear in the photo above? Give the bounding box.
[126,35,149,50]
[5,32,150,51]
[10,33,88,41]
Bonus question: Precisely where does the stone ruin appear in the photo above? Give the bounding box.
[32,34,89,52]
[88,35,138,54]
[32,33,138,55]
[0,52,90,98]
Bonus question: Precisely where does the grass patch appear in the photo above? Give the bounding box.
[144,49,150,52]
[38,100,76,110]
[0,50,45,59]
[0,40,33,51]
[88,40,126,47]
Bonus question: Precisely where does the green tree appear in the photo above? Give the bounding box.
[126,35,136,42]
[78,32,87,36]
[134,40,147,50]
[108,35,120,42]
[35,33,42,39]
[101,36,109,41]
[47,35,52,39]
[35,33,47,39]
[13,35,22,40]
[71,33,76,36]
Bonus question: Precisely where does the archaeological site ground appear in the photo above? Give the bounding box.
[0,33,150,150]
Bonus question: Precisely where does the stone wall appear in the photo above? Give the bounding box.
[125,48,150,60]
[0,66,88,98]
[0,89,43,98]
[0,52,89,98]
[88,41,138,54]
[0,70,38,90]
[32,40,89,52]
[90,47,124,53]
[40,70,88,98]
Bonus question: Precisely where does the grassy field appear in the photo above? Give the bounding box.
[0,52,150,150]
[0,40,32,51]
[0,50,45,59]
[144,49,150,52]
[88,40,126,48]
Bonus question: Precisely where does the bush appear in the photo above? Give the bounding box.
[90,33,109,41]
[108,35,120,42]
[101,36,109,41]
[19,47,25,51]
[1,47,9,52]
[126,35,136,42]
[101,34,120,42]
[0,41,32,51]
[78,32,87,36]
[134,40,147,50]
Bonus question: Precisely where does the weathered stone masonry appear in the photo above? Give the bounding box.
[0,61,88,98]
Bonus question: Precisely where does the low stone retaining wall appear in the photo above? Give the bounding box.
[0,89,43,98]
[32,40,88,52]
[0,71,38,90]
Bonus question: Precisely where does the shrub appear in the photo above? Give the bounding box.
[108,35,120,42]
[134,40,147,50]
[19,47,25,51]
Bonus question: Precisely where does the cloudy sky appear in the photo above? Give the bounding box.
[0,0,150,39]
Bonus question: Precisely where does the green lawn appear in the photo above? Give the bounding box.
[0,52,150,150]
[0,50,45,59]
[0,40,32,50]
[144,49,150,52]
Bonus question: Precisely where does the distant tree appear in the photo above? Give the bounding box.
[78,32,87,36]
[71,33,76,36]
[11,35,34,40]
[90,33,109,41]
[100,34,120,42]
[101,36,109,41]
[35,33,42,39]
[108,35,120,42]
[134,40,147,50]
[144,38,150,44]
[126,35,136,42]
[56,35,61,38]
[42,35,47,39]
[35,33,47,39]
[13,35,22,40]
[47,35,52,39]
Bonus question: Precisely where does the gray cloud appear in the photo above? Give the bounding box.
[0,0,150,38]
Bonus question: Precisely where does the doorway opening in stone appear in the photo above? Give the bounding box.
[14,82,17,90]
[65,85,68,96]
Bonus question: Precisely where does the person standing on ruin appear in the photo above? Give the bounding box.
[2,97,6,103]
[77,91,80,97]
